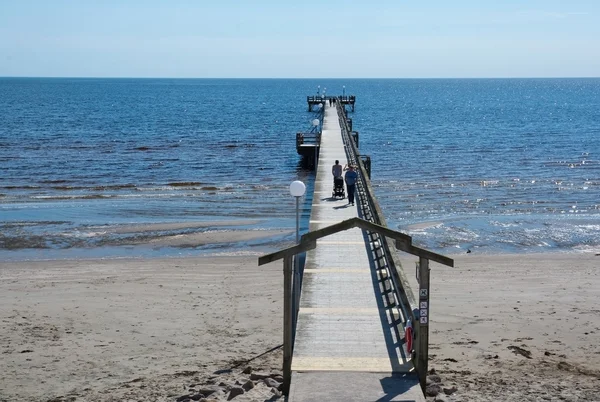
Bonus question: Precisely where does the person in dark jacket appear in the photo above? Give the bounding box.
[344,164,358,205]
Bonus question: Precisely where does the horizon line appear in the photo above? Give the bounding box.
[1,76,599,80]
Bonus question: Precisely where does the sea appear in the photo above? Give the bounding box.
[1,78,599,261]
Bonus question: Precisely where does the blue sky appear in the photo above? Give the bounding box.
[0,0,598,78]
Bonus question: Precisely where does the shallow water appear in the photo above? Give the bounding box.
[1,78,599,260]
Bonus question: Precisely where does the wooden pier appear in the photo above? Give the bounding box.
[259,96,453,401]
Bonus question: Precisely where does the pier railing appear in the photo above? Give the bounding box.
[336,103,453,390]
[307,95,356,103]
[307,95,356,112]
[336,104,418,321]
[295,131,320,148]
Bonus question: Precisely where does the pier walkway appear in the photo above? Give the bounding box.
[288,104,426,401]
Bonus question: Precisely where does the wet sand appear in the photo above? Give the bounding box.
[1,252,599,401]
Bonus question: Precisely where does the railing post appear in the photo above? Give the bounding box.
[314,140,319,170]
[415,257,430,392]
[283,256,293,395]
[293,254,300,336]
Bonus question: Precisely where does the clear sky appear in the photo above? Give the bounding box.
[0,0,598,78]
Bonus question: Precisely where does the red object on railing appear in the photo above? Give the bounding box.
[405,319,413,353]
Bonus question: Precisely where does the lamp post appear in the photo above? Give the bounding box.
[290,181,306,244]
[289,180,305,335]
[312,118,319,131]
[343,85,346,97]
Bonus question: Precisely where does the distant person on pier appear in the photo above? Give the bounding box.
[344,164,358,206]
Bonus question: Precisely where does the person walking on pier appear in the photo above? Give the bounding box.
[332,160,344,198]
[344,164,358,205]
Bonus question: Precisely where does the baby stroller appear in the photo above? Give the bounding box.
[332,177,345,199]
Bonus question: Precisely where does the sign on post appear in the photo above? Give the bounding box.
[416,257,430,392]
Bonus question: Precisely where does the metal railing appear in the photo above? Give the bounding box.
[336,103,454,391]
[336,104,418,326]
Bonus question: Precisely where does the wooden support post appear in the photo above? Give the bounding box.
[293,254,301,337]
[415,257,430,392]
[283,256,293,395]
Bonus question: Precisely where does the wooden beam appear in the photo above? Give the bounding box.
[258,241,316,266]
[301,217,412,245]
[300,218,359,242]
[353,219,412,244]
[394,242,454,267]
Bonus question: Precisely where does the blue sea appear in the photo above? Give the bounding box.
[1,78,599,261]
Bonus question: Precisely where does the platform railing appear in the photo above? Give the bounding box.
[296,132,320,148]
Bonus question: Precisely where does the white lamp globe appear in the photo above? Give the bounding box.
[290,181,306,197]
[318,103,323,109]
[312,119,319,127]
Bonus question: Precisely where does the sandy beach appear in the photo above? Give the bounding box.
[405,253,600,401]
[0,255,285,402]
[1,251,599,401]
